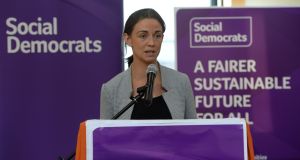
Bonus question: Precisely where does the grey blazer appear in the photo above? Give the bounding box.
[100,65,197,119]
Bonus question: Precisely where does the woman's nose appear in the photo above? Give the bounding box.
[147,36,155,46]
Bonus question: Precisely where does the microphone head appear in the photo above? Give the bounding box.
[144,64,157,106]
[146,64,158,75]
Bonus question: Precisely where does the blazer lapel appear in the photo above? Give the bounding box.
[115,68,134,119]
[160,65,183,119]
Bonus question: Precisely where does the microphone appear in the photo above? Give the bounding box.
[144,64,158,106]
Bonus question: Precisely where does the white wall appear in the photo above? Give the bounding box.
[244,0,300,6]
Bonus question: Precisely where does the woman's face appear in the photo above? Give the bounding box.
[125,18,164,65]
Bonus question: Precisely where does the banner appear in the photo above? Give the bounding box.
[176,8,300,159]
[0,0,123,159]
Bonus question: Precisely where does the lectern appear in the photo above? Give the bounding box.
[75,118,254,160]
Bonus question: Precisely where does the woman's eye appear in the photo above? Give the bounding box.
[139,34,146,39]
[156,34,162,38]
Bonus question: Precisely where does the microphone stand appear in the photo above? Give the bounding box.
[58,153,75,160]
[112,85,147,119]
[58,85,147,160]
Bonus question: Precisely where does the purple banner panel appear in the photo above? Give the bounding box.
[90,119,246,160]
[176,8,300,160]
[0,0,123,160]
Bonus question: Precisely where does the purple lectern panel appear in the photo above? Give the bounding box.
[93,124,244,160]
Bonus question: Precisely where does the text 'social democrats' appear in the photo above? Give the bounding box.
[190,17,252,48]
[6,17,102,54]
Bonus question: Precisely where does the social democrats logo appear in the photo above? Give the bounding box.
[5,17,102,54]
[189,17,252,48]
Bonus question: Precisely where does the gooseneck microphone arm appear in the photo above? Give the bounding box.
[114,64,157,118]
[112,85,147,119]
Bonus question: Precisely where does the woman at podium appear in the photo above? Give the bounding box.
[100,8,197,120]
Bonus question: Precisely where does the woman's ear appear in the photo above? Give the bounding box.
[123,33,132,47]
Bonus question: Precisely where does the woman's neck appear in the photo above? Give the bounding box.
[131,61,158,79]
[131,62,148,81]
